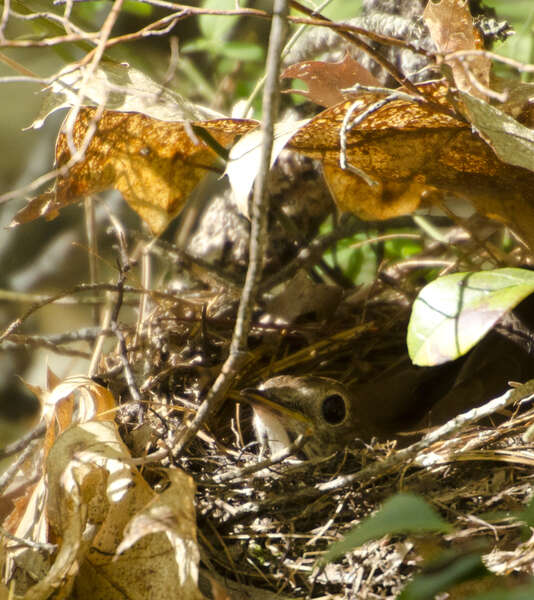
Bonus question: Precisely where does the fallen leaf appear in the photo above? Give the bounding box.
[281,52,380,107]
[4,420,202,599]
[423,0,490,98]
[13,108,257,234]
[116,469,199,597]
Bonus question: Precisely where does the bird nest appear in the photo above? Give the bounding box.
[99,207,534,599]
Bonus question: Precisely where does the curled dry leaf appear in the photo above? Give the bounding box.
[41,372,116,454]
[4,421,201,599]
[287,81,534,250]
[1,374,118,593]
[31,60,220,131]
[116,469,199,595]
[281,52,380,107]
[423,0,491,99]
[226,118,310,217]
[12,108,258,235]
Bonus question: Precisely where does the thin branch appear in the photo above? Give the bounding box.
[0,421,46,461]
[259,213,361,293]
[173,0,289,456]
[444,49,534,74]
[0,429,45,496]
[108,217,143,413]
[211,435,306,483]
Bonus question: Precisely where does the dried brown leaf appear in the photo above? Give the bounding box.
[281,52,380,107]
[288,81,534,250]
[13,108,257,234]
[423,0,490,98]
[4,421,202,599]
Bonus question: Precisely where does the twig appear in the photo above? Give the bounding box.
[108,217,143,416]
[0,51,38,77]
[211,435,306,483]
[0,282,134,342]
[0,434,44,496]
[173,0,289,456]
[444,49,534,74]
[4,327,109,345]
[0,526,56,553]
[1,337,90,358]
[0,421,46,461]
[259,213,361,293]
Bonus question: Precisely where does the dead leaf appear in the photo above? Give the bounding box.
[39,372,116,455]
[116,469,199,597]
[423,0,490,98]
[4,420,202,599]
[31,60,220,130]
[226,118,309,217]
[12,108,257,234]
[281,52,380,107]
[288,81,534,250]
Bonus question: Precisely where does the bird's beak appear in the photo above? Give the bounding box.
[240,388,313,428]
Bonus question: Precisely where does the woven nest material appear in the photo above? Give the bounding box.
[99,205,534,599]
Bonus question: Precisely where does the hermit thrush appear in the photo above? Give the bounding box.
[243,333,532,458]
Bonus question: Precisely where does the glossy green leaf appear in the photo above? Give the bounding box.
[320,493,451,565]
[408,268,534,366]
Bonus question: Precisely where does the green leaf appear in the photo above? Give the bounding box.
[458,91,534,174]
[407,268,534,366]
[122,1,153,17]
[182,39,263,62]
[322,232,378,285]
[216,41,264,62]
[399,553,489,600]
[199,0,239,42]
[320,493,451,565]
[384,231,423,260]
[518,496,534,527]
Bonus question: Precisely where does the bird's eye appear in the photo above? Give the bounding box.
[321,393,347,425]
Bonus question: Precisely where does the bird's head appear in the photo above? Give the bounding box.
[242,375,363,458]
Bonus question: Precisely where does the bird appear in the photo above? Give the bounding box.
[242,332,533,458]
